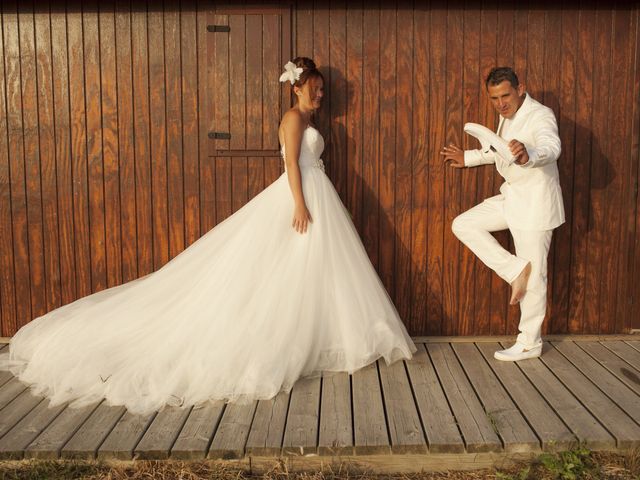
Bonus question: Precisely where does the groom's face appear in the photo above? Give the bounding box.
[487,81,526,119]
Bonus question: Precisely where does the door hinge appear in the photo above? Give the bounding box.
[207,25,230,33]
[209,131,231,140]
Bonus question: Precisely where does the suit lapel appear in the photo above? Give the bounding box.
[496,116,506,137]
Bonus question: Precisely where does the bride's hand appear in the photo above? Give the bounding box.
[292,204,313,234]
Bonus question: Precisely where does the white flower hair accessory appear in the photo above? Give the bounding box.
[279,61,304,85]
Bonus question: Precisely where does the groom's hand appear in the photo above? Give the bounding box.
[440,144,465,168]
[509,139,529,165]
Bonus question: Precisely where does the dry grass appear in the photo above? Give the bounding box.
[0,449,638,480]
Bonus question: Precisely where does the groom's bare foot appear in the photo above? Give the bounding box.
[510,262,531,305]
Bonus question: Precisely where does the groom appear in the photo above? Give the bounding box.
[440,67,564,361]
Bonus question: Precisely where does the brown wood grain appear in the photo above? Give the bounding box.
[329,1,347,208]
[395,2,413,326]
[165,1,186,259]
[34,5,62,312]
[426,3,446,335]
[148,6,169,271]
[19,2,47,320]
[610,4,634,334]
[83,1,108,293]
[459,0,480,336]
[629,6,640,332]
[551,5,578,336]
[568,7,595,333]
[379,1,396,311]
[50,6,76,308]
[200,0,216,233]
[100,1,123,289]
[116,0,139,283]
[262,13,280,153]
[313,4,330,178]
[131,1,154,277]
[584,8,611,334]
[443,2,462,335]
[229,14,247,213]
[410,3,429,336]
[475,2,497,336]
[362,3,380,270]
[67,0,92,300]
[0,1,17,335]
[346,1,363,235]
[181,2,201,247]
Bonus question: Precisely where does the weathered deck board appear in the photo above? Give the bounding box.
[515,350,616,450]
[0,344,13,386]
[245,391,290,456]
[171,400,225,460]
[627,341,640,353]
[552,341,640,423]
[282,376,321,456]
[0,372,12,388]
[318,372,353,455]
[540,342,640,448]
[0,338,639,467]
[134,406,192,459]
[427,343,502,453]
[477,343,576,451]
[0,390,44,439]
[0,377,27,410]
[208,401,257,459]
[351,361,390,454]
[452,343,540,453]
[97,411,156,460]
[378,359,427,453]
[61,403,126,459]
[578,341,640,395]
[404,344,464,453]
[603,340,640,370]
[0,399,67,459]
[24,402,101,459]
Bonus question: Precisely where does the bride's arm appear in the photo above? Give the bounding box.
[281,112,313,233]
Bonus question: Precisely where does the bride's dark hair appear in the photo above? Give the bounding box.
[292,57,324,88]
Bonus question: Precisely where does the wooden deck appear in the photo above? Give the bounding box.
[0,337,639,473]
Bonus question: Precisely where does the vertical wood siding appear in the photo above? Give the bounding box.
[0,1,638,336]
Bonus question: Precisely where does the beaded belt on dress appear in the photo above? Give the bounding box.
[283,158,325,172]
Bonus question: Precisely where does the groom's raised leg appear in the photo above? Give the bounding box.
[451,195,529,283]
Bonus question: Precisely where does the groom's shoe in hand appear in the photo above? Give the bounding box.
[494,342,542,361]
[510,262,531,305]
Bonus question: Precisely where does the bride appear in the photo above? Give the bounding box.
[0,57,416,415]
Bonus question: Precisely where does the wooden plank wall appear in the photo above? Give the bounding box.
[0,1,638,337]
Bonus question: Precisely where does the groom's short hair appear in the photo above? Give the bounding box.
[485,67,520,89]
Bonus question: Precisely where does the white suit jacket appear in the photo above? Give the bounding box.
[464,93,565,231]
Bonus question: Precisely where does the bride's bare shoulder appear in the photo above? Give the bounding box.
[278,110,305,146]
[280,109,305,131]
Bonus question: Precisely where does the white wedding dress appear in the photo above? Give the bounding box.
[0,126,416,415]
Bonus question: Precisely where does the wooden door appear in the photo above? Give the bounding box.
[206,3,292,222]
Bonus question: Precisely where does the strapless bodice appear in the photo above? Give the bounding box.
[281,126,325,171]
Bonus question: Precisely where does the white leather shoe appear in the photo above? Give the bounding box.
[464,122,517,165]
[494,342,542,361]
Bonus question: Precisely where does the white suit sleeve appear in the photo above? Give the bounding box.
[521,110,561,168]
[464,148,496,167]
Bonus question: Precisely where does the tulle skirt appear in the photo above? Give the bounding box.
[0,166,416,415]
